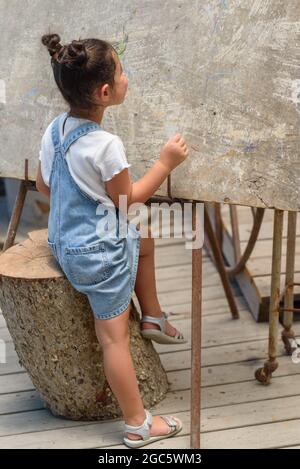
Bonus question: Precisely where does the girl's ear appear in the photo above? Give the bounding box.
[95,83,110,102]
[102,84,109,96]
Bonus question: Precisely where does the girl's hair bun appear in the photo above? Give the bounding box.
[42,36,116,110]
[65,40,88,68]
[41,33,63,57]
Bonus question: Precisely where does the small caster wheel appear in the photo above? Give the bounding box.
[282,330,300,356]
[255,367,271,385]
[282,335,296,355]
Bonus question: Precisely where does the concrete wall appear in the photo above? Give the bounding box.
[0,0,299,210]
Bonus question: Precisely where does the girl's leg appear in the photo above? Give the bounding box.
[94,306,178,440]
[134,232,182,337]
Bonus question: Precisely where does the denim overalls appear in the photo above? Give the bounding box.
[47,112,141,320]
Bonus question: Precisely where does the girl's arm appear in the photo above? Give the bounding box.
[106,133,188,213]
[105,160,170,212]
[105,160,170,210]
[36,161,50,198]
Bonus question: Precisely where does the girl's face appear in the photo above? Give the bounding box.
[93,51,128,108]
[110,51,128,105]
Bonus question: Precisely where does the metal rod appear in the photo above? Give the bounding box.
[283,211,297,331]
[226,208,265,276]
[255,209,284,384]
[214,203,223,248]
[2,159,37,252]
[190,201,202,449]
[229,205,241,262]
[2,179,27,252]
[268,209,284,362]
[204,205,239,319]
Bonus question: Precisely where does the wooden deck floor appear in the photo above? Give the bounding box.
[1,232,300,449]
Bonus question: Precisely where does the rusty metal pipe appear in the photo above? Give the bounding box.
[204,205,239,319]
[190,201,202,449]
[226,208,265,276]
[283,211,297,332]
[268,210,284,362]
[229,205,241,263]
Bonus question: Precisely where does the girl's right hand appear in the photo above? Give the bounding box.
[159,133,189,172]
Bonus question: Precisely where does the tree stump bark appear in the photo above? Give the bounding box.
[0,229,168,420]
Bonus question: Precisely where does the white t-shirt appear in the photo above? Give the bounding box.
[39,114,131,209]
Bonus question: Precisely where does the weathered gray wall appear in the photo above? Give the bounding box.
[0,0,300,210]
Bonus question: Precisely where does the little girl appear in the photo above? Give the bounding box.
[36,34,189,448]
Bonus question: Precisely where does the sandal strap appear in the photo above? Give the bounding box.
[140,311,186,341]
[174,329,183,340]
[160,415,179,429]
[124,410,153,441]
[140,311,169,332]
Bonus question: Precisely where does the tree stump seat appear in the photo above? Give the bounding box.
[0,229,168,420]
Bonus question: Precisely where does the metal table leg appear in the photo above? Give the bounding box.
[255,209,284,385]
[204,205,239,319]
[282,211,298,354]
[190,201,203,448]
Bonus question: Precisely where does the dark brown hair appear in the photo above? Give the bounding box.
[41,33,117,110]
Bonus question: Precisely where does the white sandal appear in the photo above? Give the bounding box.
[140,311,187,344]
[123,409,183,448]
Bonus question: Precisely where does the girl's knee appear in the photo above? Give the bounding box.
[99,332,130,350]
[94,307,130,348]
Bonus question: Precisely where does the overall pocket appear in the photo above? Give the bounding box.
[64,241,110,285]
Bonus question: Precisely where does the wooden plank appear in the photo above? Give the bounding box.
[1,353,300,412]
[3,393,300,443]
[156,284,240,307]
[0,357,23,376]
[0,391,44,415]
[0,373,34,395]
[222,217,300,243]
[220,206,274,225]
[111,415,300,449]
[0,325,27,372]
[0,417,127,449]
[0,348,299,447]
[256,272,300,299]
[132,294,249,319]
[168,355,300,390]
[249,257,300,277]
[201,395,300,434]
[1,339,296,396]
[4,377,300,449]
[157,311,269,351]
[200,420,300,449]
[0,409,94,437]
[160,339,286,371]
[156,271,221,293]
[154,250,209,269]
[242,237,300,261]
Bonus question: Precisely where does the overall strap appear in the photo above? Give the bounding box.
[62,121,101,155]
[51,112,68,153]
